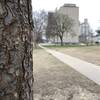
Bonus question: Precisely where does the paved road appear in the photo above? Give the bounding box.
[40,45,100,86]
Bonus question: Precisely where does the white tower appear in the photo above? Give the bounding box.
[58,4,79,43]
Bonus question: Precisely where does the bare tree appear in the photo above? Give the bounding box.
[0,0,34,100]
[33,10,47,47]
[46,12,74,45]
[54,12,74,46]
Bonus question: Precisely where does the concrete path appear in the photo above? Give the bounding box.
[40,45,100,86]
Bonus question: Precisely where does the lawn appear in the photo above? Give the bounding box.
[43,44,86,48]
[44,45,100,66]
[33,48,100,100]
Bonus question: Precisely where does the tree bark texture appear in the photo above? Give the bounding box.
[0,0,34,100]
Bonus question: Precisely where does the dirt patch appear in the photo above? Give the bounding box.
[33,49,100,100]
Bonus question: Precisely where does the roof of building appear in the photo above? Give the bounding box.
[63,3,77,7]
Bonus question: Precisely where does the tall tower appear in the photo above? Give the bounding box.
[58,4,79,43]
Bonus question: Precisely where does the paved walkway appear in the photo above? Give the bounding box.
[40,45,100,85]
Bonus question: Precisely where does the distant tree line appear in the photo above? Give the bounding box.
[33,10,47,47]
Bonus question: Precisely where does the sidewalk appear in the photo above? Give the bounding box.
[40,45,100,85]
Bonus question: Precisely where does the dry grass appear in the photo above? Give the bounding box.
[51,46,100,66]
[33,48,100,100]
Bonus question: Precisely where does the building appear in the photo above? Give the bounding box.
[46,12,57,42]
[47,4,80,44]
[58,4,79,43]
[79,19,93,43]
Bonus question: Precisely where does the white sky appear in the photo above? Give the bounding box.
[32,0,100,31]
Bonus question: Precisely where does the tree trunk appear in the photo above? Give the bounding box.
[0,0,34,100]
[59,36,63,46]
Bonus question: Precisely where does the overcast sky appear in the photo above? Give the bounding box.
[32,0,100,31]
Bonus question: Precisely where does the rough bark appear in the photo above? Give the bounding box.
[0,0,34,100]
